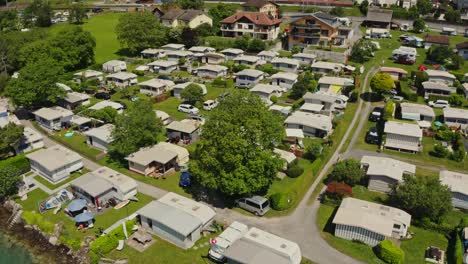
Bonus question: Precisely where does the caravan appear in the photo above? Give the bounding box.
[208,222,249,262]
[441,27,457,36]
[365,28,392,39]
[391,46,417,60]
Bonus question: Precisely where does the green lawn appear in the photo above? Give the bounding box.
[352,185,388,204]
[53,131,103,158]
[153,97,187,121]
[33,169,90,190]
[17,189,153,250]
[82,13,124,64]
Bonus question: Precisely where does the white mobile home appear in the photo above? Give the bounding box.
[284,111,333,138]
[303,92,348,112]
[235,69,265,88]
[425,70,456,85]
[161,43,185,51]
[400,103,435,121]
[257,50,278,62]
[199,53,226,65]
[106,72,138,88]
[33,106,73,131]
[292,53,317,65]
[148,60,178,74]
[84,124,115,151]
[333,198,411,246]
[62,92,91,110]
[137,192,216,249]
[444,108,468,130]
[208,221,249,262]
[250,84,283,105]
[318,76,354,95]
[139,78,175,97]
[196,65,228,78]
[166,50,193,62]
[422,81,456,99]
[233,55,261,67]
[89,101,124,114]
[141,48,166,59]
[361,155,416,193]
[440,170,468,210]
[271,57,300,73]
[311,61,344,74]
[0,115,44,154]
[73,70,103,83]
[380,67,408,81]
[220,48,244,60]
[27,145,83,183]
[384,121,422,153]
[188,46,216,55]
[270,72,298,90]
[102,60,127,73]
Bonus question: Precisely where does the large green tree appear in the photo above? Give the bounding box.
[427,46,453,64]
[23,0,52,27]
[116,12,168,55]
[190,90,284,196]
[181,84,204,105]
[290,71,316,99]
[349,39,376,63]
[207,3,238,34]
[329,159,365,186]
[370,73,394,94]
[389,175,452,222]
[0,123,24,159]
[110,100,163,159]
[416,0,432,15]
[89,106,119,124]
[69,2,87,24]
[5,58,65,108]
[445,7,461,23]
[0,165,21,200]
[176,0,204,9]
[412,18,425,33]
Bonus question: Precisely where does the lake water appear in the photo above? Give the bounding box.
[0,231,34,264]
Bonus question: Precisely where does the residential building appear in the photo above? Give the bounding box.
[173,82,207,98]
[106,72,138,88]
[148,60,178,74]
[303,92,338,113]
[380,67,408,80]
[233,55,261,66]
[271,57,300,72]
[424,35,450,49]
[456,42,468,60]
[89,101,124,114]
[196,65,228,78]
[270,72,298,90]
[250,84,283,104]
[292,53,317,65]
[27,145,83,183]
[102,60,127,73]
[139,79,175,97]
[70,167,138,207]
[141,48,166,59]
[160,9,212,29]
[84,124,115,152]
[333,198,411,246]
[224,227,302,264]
[440,170,468,210]
[73,70,103,83]
[361,155,416,193]
[220,48,244,60]
[166,50,193,62]
[317,76,354,94]
[188,46,216,55]
[311,61,344,74]
[161,43,185,51]
[363,8,393,28]
[242,0,279,18]
[257,50,278,62]
[288,12,352,48]
[33,106,73,131]
[166,120,201,143]
[284,111,333,138]
[126,143,189,176]
[444,108,468,130]
[220,12,282,40]
[400,103,435,121]
[61,92,90,110]
[235,69,265,88]
[384,121,422,153]
[0,114,43,154]
[425,70,456,85]
[199,53,226,65]
[155,110,172,126]
[137,192,216,249]
[299,103,325,114]
[422,81,456,99]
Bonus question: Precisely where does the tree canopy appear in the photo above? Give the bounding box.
[329,159,365,186]
[0,165,21,200]
[116,12,169,55]
[24,0,52,27]
[208,3,238,34]
[370,73,394,94]
[181,84,204,105]
[190,90,284,196]
[416,0,432,15]
[290,71,316,99]
[350,39,376,63]
[176,0,204,9]
[427,46,452,64]
[5,58,65,108]
[412,18,425,33]
[69,2,87,24]
[110,100,164,159]
[389,175,452,222]
[89,106,119,124]
[0,122,24,159]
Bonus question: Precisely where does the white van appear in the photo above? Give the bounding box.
[208,221,249,262]
[334,95,349,110]
[203,100,218,111]
[428,99,449,108]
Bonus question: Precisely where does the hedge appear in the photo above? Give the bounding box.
[383,101,395,121]
[286,164,304,178]
[269,192,293,211]
[375,240,405,264]
[0,154,30,174]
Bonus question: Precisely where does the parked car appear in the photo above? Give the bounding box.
[396,55,415,65]
[370,107,383,122]
[366,127,379,144]
[203,100,218,111]
[187,114,205,125]
[95,92,110,100]
[178,104,199,114]
[391,95,404,102]
[428,100,449,108]
[179,171,190,187]
[235,196,270,216]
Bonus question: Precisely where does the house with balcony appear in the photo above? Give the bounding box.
[440,170,468,210]
[106,72,138,88]
[288,12,352,49]
[220,12,282,40]
[242,0,279,18]
[139,78,175,97]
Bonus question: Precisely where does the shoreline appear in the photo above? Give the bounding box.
[0,202,83,264]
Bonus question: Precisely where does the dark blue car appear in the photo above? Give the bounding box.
[179,171,190,187]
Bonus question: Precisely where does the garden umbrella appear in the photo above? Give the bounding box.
[67,199,87,212]
[74,212,95,223]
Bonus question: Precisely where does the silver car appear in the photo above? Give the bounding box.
[235,196,270,216]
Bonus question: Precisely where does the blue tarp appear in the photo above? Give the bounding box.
[74,212,95,223]
[67,199,87,212]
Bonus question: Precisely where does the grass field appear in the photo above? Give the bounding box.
[54,131,103,157]
[33,169,89,190]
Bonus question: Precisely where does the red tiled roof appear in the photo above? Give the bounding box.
[424,34,449,45]
[221,12,282,26]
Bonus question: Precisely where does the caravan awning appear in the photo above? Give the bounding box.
[402,113,420,121]
[286,129,304,139]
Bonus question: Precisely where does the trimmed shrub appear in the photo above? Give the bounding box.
[383,101,395,121]
[286,163,304,178]
[291,98,304,111]
[90,219,135,263]
[375,240,405,264]
[22,211,55,234]
[325,181,353,200]
[269,192,293,211]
